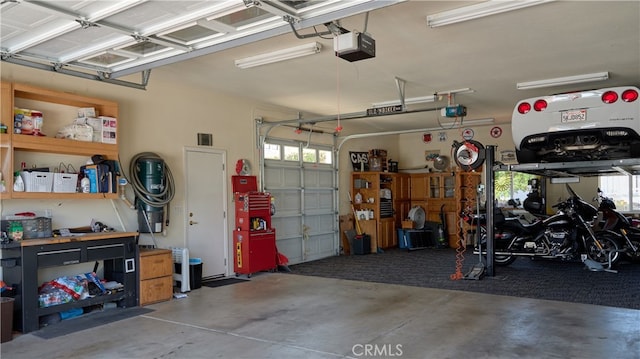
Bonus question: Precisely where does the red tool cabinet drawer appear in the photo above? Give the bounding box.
[233,230,276,276]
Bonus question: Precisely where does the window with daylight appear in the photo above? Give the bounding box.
[599,175,640,211]
[302,148,316,163]
[264,143,281,160]
[283,145,299,161]
[494,172,541,207]
[318,150,332,164]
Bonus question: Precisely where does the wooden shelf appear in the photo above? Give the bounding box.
[0,81,119,200]
[12,135,118,159]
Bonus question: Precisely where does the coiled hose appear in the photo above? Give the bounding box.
[129,152,175,224]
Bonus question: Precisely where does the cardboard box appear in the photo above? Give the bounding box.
[99,116,117,144]
[401,220,415,229]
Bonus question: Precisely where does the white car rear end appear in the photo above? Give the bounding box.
[512,86,640,163]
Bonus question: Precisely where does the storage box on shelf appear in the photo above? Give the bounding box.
[0,82,119,199]
[1,217,52,239]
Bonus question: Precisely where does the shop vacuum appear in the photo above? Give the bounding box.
[129,152,175,234]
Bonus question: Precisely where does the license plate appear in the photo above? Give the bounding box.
[561,109,587,123]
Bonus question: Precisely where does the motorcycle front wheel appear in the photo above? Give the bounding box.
[586,235,620,265]
[624,239,640,263]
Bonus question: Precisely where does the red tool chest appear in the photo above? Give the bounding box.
[233,191,277,276]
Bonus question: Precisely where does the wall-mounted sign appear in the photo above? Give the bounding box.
[490,126,503,138]
[462,128,474,140]
[349,151,369,171]
[366,105,403,116]
[423,133,432,143]
[500,150,516,164]
[438,132,447,141]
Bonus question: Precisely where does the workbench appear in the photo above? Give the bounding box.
[0,232,139,333]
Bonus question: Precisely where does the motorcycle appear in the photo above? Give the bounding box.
[469,184,620,266]
[594,188,640,262]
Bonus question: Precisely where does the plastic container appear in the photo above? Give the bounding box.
[1,217,52,239]
[21,171,53,192]
[352,234,371,255]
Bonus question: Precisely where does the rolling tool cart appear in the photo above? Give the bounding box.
[233,191,277,277]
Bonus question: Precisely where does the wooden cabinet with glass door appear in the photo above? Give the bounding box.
[409,171,482,248]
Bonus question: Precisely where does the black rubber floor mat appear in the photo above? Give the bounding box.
[32,306,154,339]
[201,278,249,288]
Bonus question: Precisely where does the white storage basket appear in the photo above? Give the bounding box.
[53,173,78,193]
[21,171,54,192]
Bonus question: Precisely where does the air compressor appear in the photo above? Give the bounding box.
[130,153,174,233]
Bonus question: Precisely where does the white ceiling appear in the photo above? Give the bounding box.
[2,1,639,136]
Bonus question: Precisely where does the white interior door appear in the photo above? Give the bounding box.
[185,147,228,279]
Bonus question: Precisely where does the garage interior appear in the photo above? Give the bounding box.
[1,1,640,358]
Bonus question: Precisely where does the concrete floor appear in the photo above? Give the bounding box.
[2,273,639,359]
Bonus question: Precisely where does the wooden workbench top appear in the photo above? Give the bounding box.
[6,232,139,247]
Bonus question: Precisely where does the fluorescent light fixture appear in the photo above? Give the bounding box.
[427,0,555,28]
[435,88,475,96]
[235,42,322,69]
[372,95,436,108]
[550,177,580,184]
[439,118,494,127]
[516,72,609,90]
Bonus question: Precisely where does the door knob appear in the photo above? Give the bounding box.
[189,220,198,225]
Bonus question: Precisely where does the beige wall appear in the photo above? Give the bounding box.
[397,123,515,171]
[0,63,315,266]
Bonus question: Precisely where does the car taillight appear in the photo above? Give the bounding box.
[533,99,547,112]
[602,91,618,104]
[518,102,531,114]
[621,89,639,102]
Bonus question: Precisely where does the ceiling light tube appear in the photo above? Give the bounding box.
[235,42,322,69]
[439,118,495,127]
[372,95,436,108]
[427,0,555,28]
[516,72,609,90]
[435,88,475,96]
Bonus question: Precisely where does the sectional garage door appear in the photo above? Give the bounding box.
[262,139,338,265]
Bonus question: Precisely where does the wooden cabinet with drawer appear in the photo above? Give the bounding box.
[139,248,173,306]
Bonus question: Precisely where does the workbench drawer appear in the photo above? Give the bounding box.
[87,243,124,261]
[37,248,81,267]
[139,276,173,306]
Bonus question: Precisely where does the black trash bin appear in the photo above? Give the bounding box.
[175,258,202,290]
[352,234,371,255]
[189,258,202,289]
